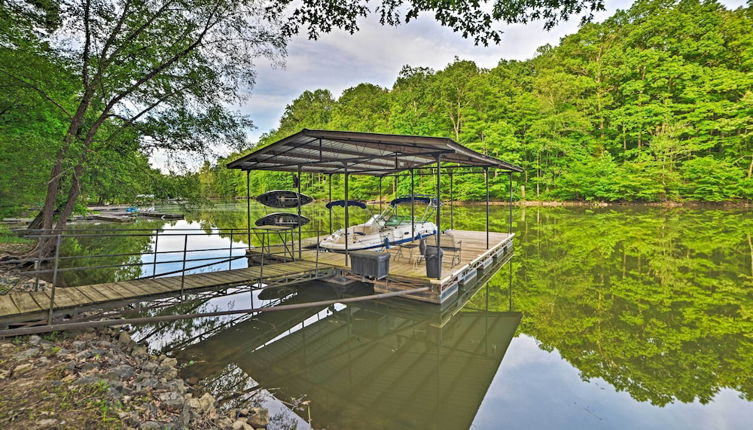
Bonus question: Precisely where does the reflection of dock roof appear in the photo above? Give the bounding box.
[227,129,523,175]
[236,308,521,429]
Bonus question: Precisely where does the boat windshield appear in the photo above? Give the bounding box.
[376,199,434,226]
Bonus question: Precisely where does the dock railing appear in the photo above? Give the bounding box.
[2,226,326,324]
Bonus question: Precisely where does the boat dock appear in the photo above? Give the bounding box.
[299,230,514,304]
[0,260,337,326]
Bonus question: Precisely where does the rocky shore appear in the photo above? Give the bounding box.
[0,327,269,430]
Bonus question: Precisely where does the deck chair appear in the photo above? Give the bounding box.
[439,231,462,266]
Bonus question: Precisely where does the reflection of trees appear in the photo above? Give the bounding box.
[509,207,753,406]
[57,220,165,286]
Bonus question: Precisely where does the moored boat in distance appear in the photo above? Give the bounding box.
[256,190,313,209]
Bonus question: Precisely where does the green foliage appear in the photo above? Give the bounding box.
[205,0,753,203]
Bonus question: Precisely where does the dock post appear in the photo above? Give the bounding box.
[378,176,382,212]
[297,164,302,260]
[47,234,61,325]
[410,169,415,239]
[328,173,333,235]
[344,164,349,266]
[449,170,454,230]
[246,170,251,250]
[180,234,188,299]
[435,154,442,279]
[508,172,513,234]
[152,230,159,278]
[228,230,233,270]
[485,167,490,249]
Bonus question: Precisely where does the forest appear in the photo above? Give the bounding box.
[200,0,753,203]
[1,0,752,221]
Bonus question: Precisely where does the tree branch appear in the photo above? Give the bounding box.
[0,70,72,118]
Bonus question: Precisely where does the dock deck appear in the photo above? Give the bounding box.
[0,260,337,324]
[0,229,513,325]
[299,229,514,304]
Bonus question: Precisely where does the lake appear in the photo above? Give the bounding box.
[62,203,753,429]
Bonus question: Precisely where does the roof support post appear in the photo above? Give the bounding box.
[297,164,302,260]
[378,177,382,212]
[485,167,490,249]
[344,164,349,266]
[435,153,442,279]
[449,170,454,230]
[246,170,251,250]
[328,173,333,235]
[410,169,415,239]
[508,172,513,235]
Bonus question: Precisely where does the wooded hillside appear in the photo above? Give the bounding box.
[202,0,753,203]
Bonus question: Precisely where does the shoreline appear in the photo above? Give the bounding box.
[0,328,268,429]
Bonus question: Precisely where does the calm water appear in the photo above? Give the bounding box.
[63,203,753,429]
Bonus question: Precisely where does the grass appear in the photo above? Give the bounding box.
[0,225,33,245]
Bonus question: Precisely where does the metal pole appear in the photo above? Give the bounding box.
[344,165,349,266]
[509,172,513,235]
[246,170,251,249]
[152,230,159,278]
[180,234,188,299]
[47,234,61,325]
[378,176,382,212]
[328,173,333,235]
[435,154,442,279]
[449,170,454,230]
[410,169,415,239]
[228,230,233,270]
[485,167,490,249]
[297,165,302,260]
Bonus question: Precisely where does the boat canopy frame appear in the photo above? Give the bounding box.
[228,129,521,280]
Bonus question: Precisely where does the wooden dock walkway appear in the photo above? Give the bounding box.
[0,229,514,325]
[0,260,337,325]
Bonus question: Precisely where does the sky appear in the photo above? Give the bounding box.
[152,0,747,171]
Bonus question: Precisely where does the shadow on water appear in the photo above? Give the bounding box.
[170,256,518,430]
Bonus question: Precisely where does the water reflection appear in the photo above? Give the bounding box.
[176,267,519,430]
[56,202,753,428]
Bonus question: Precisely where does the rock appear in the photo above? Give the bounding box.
[160,357,178,368]
[232,420,254,430]
[162,367,178,379]
[107,364,135,380]
[140,421,161,430]
[71,340,87,350]
[118,331,131,344]
[198,392,215,413]
[137,378,159,390]
[80,362,99,372]
[165,379,186,395]
[217,417,234,428]
[132,346,147,358]
[75,375,101,385]
[159,391,185,411]
[13,363,33,376]
[75,350,94,360]
[247,407,269,428]
[95,340,112,349]
[28,335,42,345]
[15,347,40,360]
[142,361,158,372]
[36,418,58,428]
[185,397,202,410]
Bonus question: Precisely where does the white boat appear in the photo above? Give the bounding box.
[319,196,438,251]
